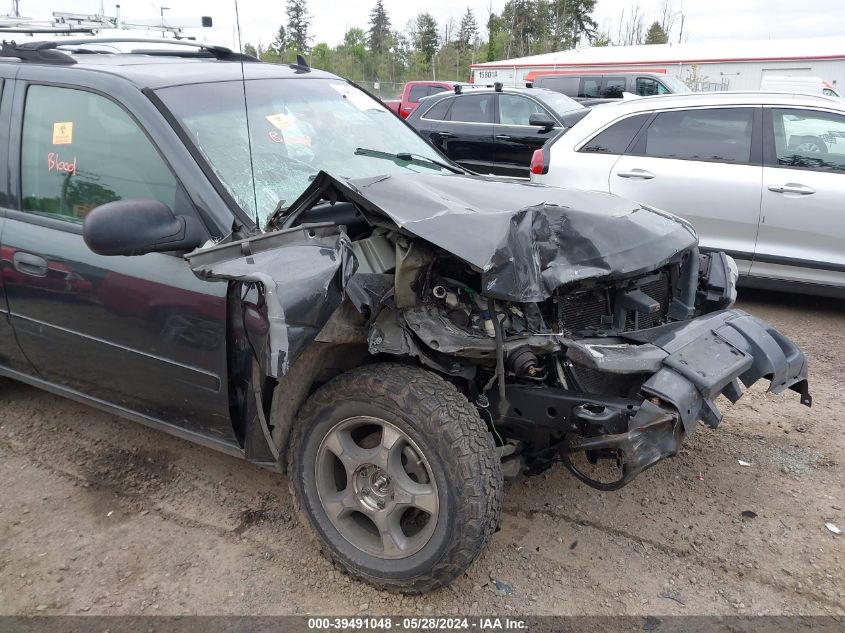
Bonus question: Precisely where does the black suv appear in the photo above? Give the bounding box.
[0,39,811,594]
[406,86,587,177]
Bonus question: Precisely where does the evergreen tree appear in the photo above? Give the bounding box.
[457,7,479,52]
[413,13,439,63]
[644,20,669,44]
[547,0,597,51]
[286,0,311,53]
[501,0,537,57]
[486,12,504,61]
[270,25,286,55]
[368,0,391,54]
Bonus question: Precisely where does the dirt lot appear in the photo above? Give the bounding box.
[0,289,842,617]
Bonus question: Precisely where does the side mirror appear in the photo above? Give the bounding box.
[529,113,556,130]
[83,199,204,256]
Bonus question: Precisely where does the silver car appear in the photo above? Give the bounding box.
[532,92,845,297]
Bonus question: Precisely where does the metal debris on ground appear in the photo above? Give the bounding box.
[658,590,686,606]
[493,579,514,595]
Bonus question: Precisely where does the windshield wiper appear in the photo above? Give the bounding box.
[354,147,464,174]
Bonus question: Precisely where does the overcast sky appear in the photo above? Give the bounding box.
[10,0,845,51]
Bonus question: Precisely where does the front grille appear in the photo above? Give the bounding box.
[556,271,673,335]
[559,288,609,334]
[625,273,671,330]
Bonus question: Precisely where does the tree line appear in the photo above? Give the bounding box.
[243,0,687,97]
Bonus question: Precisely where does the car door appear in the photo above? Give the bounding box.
[752,106,845,289]
[411,95,454,148]
[493,93,560,177]
[636,77,671,96]
[0,74,33,375]
[609,106,762,274]
[430,93,496,174]
[601,77,627,99]
[578,76,602,100]
[0,79,236,442]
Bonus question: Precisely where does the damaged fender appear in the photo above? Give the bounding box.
[186,224,351,378]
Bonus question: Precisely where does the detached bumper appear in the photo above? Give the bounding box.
[623,309,811,433]
[501,309,811,489]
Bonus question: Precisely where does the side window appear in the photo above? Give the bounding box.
[579,78,601,99]
[408,85,429,103]
[428,86,448,97]
[21,85,178,223]
[636,77,669,96]
[498,94,548,125]
[602,77,627,98]
[640,108,753,164]
[579,113,651,154]
[538,76,578,96]
[770,108,845,173]
[447,94,494,123]
[422,97,453,121]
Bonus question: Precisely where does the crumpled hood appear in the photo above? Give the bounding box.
[290,171,698,302]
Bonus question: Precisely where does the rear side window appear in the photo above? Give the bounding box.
[602,77,627,98]
[640,108,754,164]
[580,113,651,154]
[536,76,579,96]
[429,86,448,97]
[579,78,601,99]
[422,97,453,120]
[770,108,845,173]
[636,77,670,96]
[21,85,178,223]
[498,94,549,125]
[408,85,429,103]
[447,94,494,123]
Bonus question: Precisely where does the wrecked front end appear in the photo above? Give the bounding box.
[187,171,811,489]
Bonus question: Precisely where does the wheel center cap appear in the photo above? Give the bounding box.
[355,465,393,510]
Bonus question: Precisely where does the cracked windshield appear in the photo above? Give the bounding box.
[157,78,454,228]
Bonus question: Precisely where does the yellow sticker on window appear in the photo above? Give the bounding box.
[52,122,73,145]
[265,113,295,130]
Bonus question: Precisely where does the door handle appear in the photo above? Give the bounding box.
[768,184,815,195]
[495,134,512,140]
[13,252,48,277]
[436,131,455,138]
[616,169,655,180]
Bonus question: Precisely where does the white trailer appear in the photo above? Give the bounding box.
[471,37,845,93]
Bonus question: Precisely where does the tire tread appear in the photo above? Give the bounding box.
[288,363,503,593]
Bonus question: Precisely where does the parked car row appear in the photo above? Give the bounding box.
[530,91,845,297]
[406,84,587,177]
[399,79,844,297]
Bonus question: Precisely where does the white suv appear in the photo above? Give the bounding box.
[531,92,845,297]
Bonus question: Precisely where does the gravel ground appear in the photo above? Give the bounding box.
[0,289,842,616]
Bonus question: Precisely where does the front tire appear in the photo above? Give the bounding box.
[288,363,502,593]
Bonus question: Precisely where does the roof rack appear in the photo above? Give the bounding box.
[0,40,76,64]
[0,7,213,38]
[52,37,258,61]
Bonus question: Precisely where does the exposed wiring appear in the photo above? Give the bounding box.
[490,299,507,410]
[479,406,507,457]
